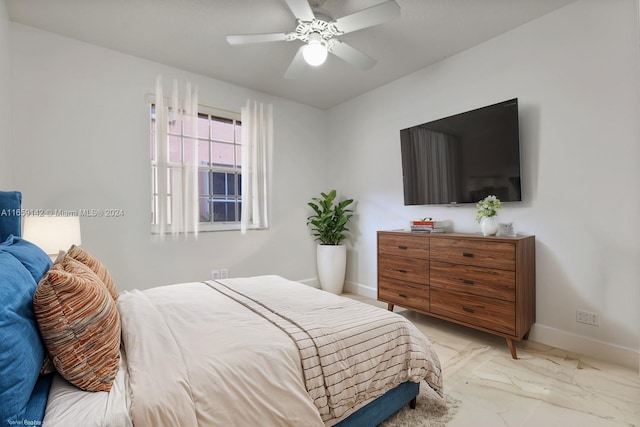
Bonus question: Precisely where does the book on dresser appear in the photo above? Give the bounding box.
[409,219,445,233]
[377,230,535,359]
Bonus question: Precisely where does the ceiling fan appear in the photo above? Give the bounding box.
[226,0,401,79]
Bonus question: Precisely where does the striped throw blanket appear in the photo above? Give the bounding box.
[206,276,442,425]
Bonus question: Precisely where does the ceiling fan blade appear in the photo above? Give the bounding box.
[284,46,308,79]
[284,0,315,21]
[329,40,376,70]
[334,0,400,34]
[226,33,290,45]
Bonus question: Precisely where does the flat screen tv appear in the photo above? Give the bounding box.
[400,98,521,206]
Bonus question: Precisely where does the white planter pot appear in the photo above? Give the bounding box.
[480,216,499,236]
[316,244,347,295]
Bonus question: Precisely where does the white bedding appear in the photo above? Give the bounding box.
[42,275,442,427]
[42,350,132,427]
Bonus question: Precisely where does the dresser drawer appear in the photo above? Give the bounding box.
[430,238,515,271]
[378,277,429,311]
[430,288,515,335]
[378,256,429,285]
[430,261,515,301]
[378,233,429,260]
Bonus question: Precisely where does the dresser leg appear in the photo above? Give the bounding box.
[387,303,394,312]
[506,338,517,359]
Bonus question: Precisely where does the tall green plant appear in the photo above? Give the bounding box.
[307,190,354,245]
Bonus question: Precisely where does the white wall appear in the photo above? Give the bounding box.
[0,0,12,187]
[328,0,640,369]
[9,22,328,290]
[8,0,639,369]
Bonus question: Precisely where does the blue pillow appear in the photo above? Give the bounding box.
[21,375,53,427]
[0,191,21,241]
[0,251,47,427]
[0,235,52,283]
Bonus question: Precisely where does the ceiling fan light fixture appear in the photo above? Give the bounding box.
[227,0,401,78]
[303,33,327,66]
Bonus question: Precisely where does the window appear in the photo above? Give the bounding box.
[151,105,243,232]
[198,115,242,225]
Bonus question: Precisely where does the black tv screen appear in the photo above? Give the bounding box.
[400,98,521,205]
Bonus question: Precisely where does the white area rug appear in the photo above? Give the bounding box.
[380,387,460,427]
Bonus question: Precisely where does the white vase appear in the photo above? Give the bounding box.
[480,216,498,236]
[316,244,347,294]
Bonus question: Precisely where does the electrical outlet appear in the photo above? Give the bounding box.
[576,309,600,326]
[576,310,587,323]
[220,268,228,279]
[211,269,220,280]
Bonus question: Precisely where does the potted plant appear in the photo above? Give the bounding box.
[307,190,354,294]
[476,195,502,236]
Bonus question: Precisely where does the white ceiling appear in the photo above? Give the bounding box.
[6,0,577,110]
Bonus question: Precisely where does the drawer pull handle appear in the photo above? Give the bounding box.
[463,279,474,285]
[462,306,475,313]
[397,269,408,274]
[399,293,407,298]
[462,252,474,258]
[398,245,408,250]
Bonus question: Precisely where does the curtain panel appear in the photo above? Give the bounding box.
[154,76,199,237]
[240,100,272,234]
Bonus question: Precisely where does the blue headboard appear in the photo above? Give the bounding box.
[0,191,22,240]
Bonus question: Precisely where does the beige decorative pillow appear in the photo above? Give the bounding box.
[67,245,118,300]
[33,262,121,392]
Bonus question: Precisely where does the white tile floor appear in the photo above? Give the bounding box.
[346,294,640,426]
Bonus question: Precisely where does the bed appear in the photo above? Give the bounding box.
[0,191,443,427]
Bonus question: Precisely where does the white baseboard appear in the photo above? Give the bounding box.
[344,281,377,299]
[528,324,639,372]
[302,278,377,298]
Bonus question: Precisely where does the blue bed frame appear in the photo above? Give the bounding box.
[335,381,419,426]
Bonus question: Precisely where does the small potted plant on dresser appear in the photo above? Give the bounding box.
[476,194,502,236]
[306,190,354,294]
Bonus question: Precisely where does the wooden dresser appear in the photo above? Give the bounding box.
[377,230,535,359]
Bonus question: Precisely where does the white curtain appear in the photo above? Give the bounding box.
[240,100,272,234]
[155,76,199,237]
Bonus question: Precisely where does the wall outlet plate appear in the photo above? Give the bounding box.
[576,309,600,326]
